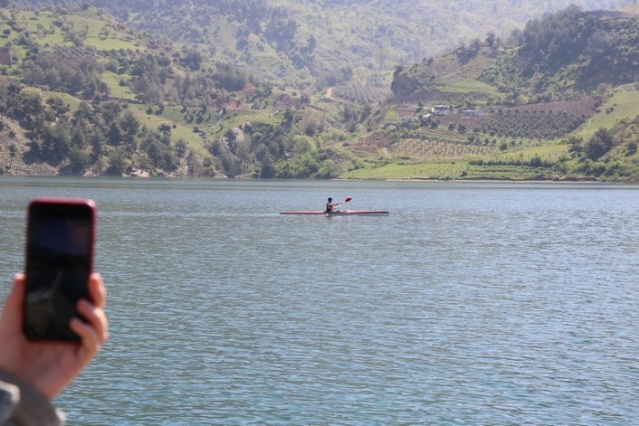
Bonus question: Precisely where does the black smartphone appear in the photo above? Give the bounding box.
[24,198,96,341]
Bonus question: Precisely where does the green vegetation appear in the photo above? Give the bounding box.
[386,6,639,181]
[2,2,639,181]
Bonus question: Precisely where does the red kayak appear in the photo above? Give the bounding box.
[280,210,389,216]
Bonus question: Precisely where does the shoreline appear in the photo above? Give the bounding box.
[1,174,636,185]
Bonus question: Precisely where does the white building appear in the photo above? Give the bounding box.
[431,105,451,115]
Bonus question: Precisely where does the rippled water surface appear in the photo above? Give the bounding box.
[2,178,639,425]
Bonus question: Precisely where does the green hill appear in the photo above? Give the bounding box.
[2,2,639,181]
[16,0,636,89]
[382,6,639,181]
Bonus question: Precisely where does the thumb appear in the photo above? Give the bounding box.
[0,274,25,334]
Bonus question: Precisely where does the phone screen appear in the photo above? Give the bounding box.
[24,199,95,341]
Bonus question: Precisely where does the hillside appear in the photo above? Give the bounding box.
[17,0,637,89]
[381,6,639,181]
[2,2,639,181]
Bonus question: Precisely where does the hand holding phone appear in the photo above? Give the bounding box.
[24,198,96,341]
[0,273,108,400]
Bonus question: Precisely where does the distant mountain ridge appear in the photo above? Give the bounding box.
[15,0,637,89]
[391,5,639,104]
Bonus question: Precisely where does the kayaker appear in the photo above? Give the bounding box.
[325,197,335,213]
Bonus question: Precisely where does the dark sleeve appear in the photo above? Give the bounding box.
[0,372,64,426]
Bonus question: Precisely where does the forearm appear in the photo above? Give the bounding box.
[0,371,64,426]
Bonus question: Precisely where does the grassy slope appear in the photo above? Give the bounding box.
[574,87,639,139]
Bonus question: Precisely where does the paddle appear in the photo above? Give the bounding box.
[334,196,352,207]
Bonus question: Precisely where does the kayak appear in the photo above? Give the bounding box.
[280,210,389,216]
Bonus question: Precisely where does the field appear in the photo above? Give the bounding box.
[575,86,639,139]
[339,96,608,180]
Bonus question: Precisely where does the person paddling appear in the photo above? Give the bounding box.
[325,197,335,214]
[325,196,353,214]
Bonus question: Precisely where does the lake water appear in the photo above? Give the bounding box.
[1,177,639,425]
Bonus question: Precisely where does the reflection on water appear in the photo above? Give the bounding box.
[2,178,639,424]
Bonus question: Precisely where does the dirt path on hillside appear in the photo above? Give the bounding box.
[325,87,349,104]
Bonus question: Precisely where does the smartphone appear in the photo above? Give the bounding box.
[24,198,96,341]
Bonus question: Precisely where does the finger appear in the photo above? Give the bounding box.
[70,317,102,356]
[88,273,107,309]
[76,273,109,345]
[0,274,26,329]
[76,300,108,345]
[7,273,25,306]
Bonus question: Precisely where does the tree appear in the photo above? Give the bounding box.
[107,122,124,146]
[7,143,17,169]
[68,145,90,173]
[181,48,203,71]
[46,96,70,116]
[213,62,248,91]
[106,148,128,175]
[71,125,88,150]
[17,89,44,119]
[486,31,496,47]
[175,139,188,158]
[259,154,275,178]
[118,111,140,152]
[585,128,614,160]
